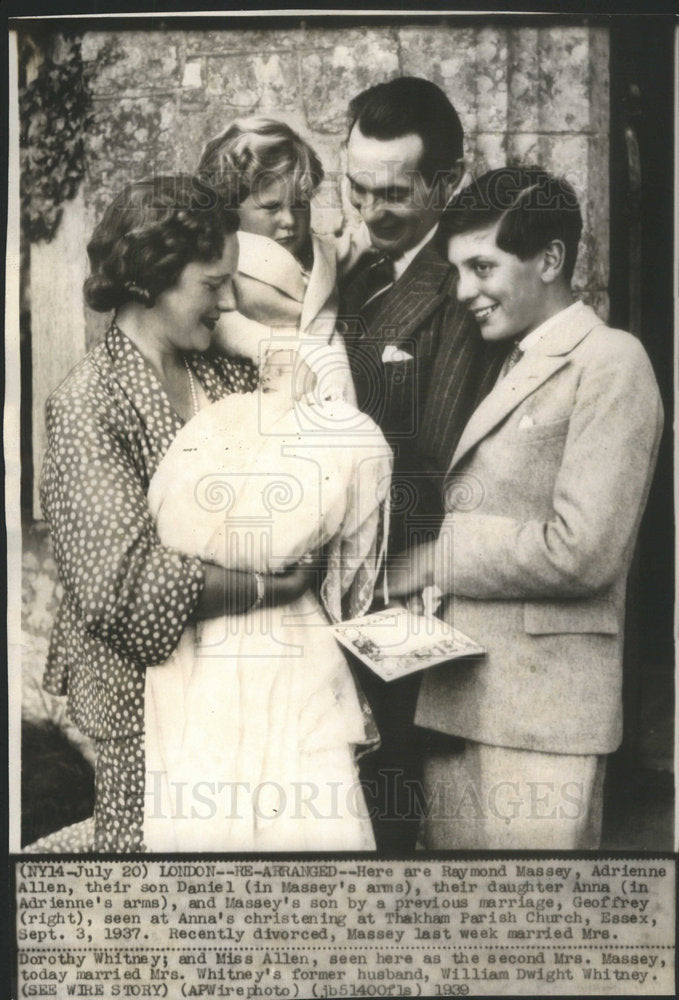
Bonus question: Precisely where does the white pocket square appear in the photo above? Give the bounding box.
[518,413,535,430]
[382,344,413,363]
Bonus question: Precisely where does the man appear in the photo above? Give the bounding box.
[341,77,500,542]
[387,167,663,849]
[339,78,502,850]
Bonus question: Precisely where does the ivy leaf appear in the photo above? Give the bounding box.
[20,39,91,244]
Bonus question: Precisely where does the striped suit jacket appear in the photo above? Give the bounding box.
[341,239,502,547]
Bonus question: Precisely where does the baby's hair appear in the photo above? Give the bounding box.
[197,116,324,206]
[261,345,317,400]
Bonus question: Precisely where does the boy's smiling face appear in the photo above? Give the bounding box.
[447,220,550,342]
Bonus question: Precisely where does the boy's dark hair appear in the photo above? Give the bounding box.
[347,77,464,188]
[440,166,583,281]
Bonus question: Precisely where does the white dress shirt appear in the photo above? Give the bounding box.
[392,223,440,281]
[518,299,582,354]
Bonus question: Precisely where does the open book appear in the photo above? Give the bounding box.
[330,609,485,682]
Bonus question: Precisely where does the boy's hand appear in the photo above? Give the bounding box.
[375,541,438,603]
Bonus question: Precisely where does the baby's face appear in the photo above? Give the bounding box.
[260,349,316,400]
[239,175,312,263]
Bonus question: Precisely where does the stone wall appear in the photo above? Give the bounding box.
[79,21,609,336]
[26,20,610,512]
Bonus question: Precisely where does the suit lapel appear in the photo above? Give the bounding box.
[451,353,570,466]
[367,241,452,345]
[417,300,504,469]
[449,303,604,470]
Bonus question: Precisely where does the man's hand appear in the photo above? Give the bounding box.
[376,541,438,603]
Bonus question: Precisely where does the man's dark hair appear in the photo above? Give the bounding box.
[347,76,464,187]
[440,166,583,281]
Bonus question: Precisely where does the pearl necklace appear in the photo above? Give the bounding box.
[183,357,200,418]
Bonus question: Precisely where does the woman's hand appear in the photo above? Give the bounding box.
[195,559,320,619]
[265,563,318,606]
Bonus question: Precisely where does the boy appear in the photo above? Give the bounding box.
[386,167,663,848]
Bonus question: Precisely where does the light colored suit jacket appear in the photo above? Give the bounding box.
[415,302,663,754]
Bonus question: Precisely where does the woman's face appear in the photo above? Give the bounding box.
[152,234,239,353]
[238,175,312,262]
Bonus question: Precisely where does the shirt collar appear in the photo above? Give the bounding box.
[518,300,582,353]
[392,223,439,281]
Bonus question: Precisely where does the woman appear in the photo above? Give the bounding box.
[198,116,356,402]
[39,175,314,852]
[143,345,391,851]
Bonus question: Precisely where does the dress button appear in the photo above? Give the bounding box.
[335,320,349,335]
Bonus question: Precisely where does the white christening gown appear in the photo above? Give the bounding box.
[143,391,391,851]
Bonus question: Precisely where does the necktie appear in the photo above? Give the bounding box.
[343,252,395,328]
[500,340,523,379]
[339,253,395,416]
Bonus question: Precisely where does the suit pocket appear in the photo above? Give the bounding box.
[524,599,619,635]
[513,416,570,442]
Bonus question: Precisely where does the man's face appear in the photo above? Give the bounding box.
[447,221,547,342]
[346,125,444,257]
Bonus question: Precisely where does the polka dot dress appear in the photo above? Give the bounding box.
[40,323,258,851]
[23,818,95,854]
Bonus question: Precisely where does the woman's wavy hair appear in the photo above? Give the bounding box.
[83,174,239,312]
[197,116,324,207]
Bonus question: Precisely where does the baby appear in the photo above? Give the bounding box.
[259,346,317,401]
[143,342,391,852]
